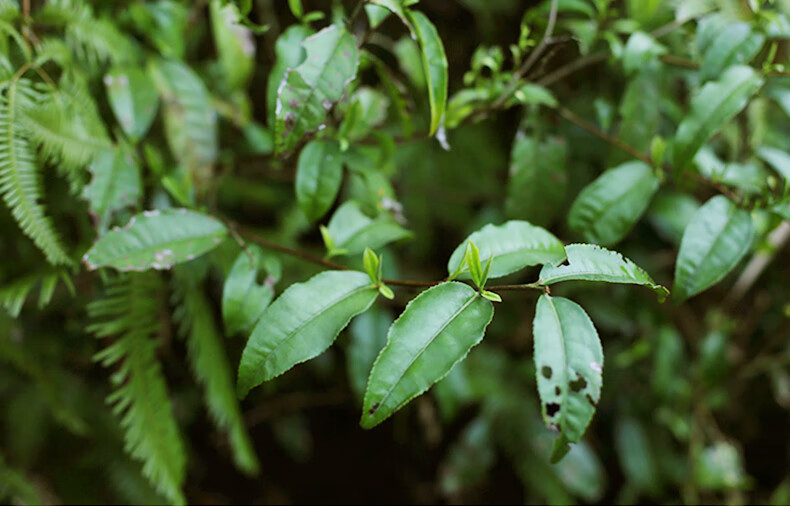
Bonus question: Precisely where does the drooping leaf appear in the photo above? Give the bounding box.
[172,271,260,475]
[105,66,160,142]
[149,59,218,188]
[83,209,228,272]
[505,135,568,226]
[568,161,660,246]
[222,246,281,336]
[533,294,603,458]
[700,23,764,82]
[237,271,378,397]
[210,0,255,90]
[326,200,412,255]
[447,220,566,280]
[83,146,142,233]
[404,10,448,136]
[672,66,763,169]
[274,25,359,156]
[673,195,753,302]
[756,146,790,185]
[295,140,343,222]
[361,282,494,429]
[539,244,669,300]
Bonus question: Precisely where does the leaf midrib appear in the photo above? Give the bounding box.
[261,283,374,375]
[372,291,478,415]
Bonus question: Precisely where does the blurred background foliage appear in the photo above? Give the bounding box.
[1,0,790,504]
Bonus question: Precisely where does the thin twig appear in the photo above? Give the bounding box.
[490,0,559,109]
[556,106,654,165]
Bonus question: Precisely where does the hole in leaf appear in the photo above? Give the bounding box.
[255,269,267,285]
[555,386,561,396]
[546,403,560,417]
[368,402,380,415]
[541,366,552,379]
[569,374,587,393]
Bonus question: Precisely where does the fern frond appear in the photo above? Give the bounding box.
[171,268,260,475]
[0,452,43,506]
[0,80,73,265]
[0,268,73,317]
[88,272,187,506]
[0,1,19,22]
[37,0,137,67]
[18,87,111,175]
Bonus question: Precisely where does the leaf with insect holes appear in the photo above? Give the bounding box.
[361,282,493,429]
[274,25,359,156]
[539,244,668,300]
[448,221,565,280]
[568,161,659,246]
[533,294,603,461]
[673,195,754,303]
[237,271,378,398]
[83,209,227,272]
[222,246,282,336]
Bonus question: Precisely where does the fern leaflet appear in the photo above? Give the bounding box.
[0,80,72,265]
[88,273,187,506]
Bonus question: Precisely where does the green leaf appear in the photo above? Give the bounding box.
[673,195,754,303]
[368,0,414,28]
[363,247,380,285]
[326,201,412,255]
[149,59,218,186]
[237,271,378,397]
[173,271,260,476]
[505,135,568,227]
[568,161,660,246]
[615,416,660,494]
[533,294,603,451]
[467,242,483,288]
[267,25,314,126]
[622,31,666,75]
[365,4,391,29]
[222,245,281,336]
[672,66,763,169]
[447,221,566,280]
[274,25,359,156]
[404,10,448,136]
[361,282,493,429]
[539,244,669,300]
[83,146,142,233]
[83,209,228,272]
[700,23,764,82]
[105,66,160,142]
[210,0,255,90]
[295,140,343,222]
[756,146,790,185]
[287,0,303,18]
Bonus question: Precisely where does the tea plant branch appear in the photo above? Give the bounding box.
[233,222,543,292]
[555,105,744,203]
[490,0,559,110]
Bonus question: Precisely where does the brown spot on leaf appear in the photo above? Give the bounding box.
[569,374,587,393]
